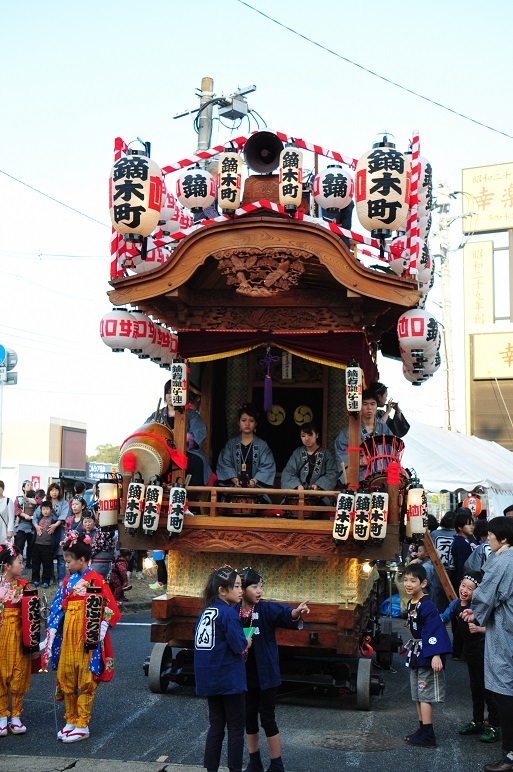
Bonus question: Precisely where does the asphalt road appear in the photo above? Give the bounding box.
[0,612,500,772]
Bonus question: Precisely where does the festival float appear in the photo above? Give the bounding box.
[101,79,440,709]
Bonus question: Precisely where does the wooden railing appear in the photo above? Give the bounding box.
[185,485,337,520]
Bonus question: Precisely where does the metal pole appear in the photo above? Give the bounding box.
[196,76,214,162]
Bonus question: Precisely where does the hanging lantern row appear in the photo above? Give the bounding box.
[397,308,441,385]
[332,491,388,542]
[123,481,187,537]
[100,308,178,367]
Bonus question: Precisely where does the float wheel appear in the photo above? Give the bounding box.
[356,657,372,711]
[148,642,171,693]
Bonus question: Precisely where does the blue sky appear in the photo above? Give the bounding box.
[1,0,512,455]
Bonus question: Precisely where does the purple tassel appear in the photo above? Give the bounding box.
[264,374,273,412]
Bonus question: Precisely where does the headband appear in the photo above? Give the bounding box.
[462,573,481,586]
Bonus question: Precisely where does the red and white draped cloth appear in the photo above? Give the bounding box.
[110,131,425,279]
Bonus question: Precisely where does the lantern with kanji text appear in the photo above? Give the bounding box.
[355,135,410,237]
[97,475,121,527]
[158,332,179,369]
[167,482,187,536]
[333,492,354,541]
[397,309,440,358]
[176,167,216,213]
[217,149,243,212]
[142,483,163,536]
[370,491,388,540]
[123,481,146,534]
[353,491,371,541]
[159,188,181,235]
[405,482,428,537]
[345,361,363,414]
[313,165,354,212]
[129,311,156,356]
[170,360,187,408]
[100,308,136,353]
[278,146,303,213]
[109,151,163,238]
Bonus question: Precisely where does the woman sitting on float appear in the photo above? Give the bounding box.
[281,422,338,515]
[216,403,276,503]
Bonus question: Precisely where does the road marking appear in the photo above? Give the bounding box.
[116,621,152,626]
[157,756,168,762]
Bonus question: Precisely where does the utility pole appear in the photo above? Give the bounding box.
[196,76,215,158]
[173,78,257,169]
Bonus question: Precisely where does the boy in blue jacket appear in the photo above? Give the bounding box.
[402,562,452,748]
[237,567,309,772]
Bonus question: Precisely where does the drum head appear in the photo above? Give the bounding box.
[120,444,164,482]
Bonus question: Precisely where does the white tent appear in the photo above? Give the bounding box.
[400,421,513,518]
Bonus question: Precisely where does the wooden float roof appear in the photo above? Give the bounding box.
[108,213,420,342]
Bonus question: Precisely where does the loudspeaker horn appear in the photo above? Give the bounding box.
[243,131,284,174]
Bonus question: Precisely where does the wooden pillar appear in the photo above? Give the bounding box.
[347,414,360,489]
[171,408,187,484]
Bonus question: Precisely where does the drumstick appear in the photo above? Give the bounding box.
[340,462,347,485]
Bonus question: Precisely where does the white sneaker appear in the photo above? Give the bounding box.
[0,716,7,737]
[57,723,75,740]
[62,726,89,743]
[8,717,27,734]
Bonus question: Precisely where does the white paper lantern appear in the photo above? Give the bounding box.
[397,309,440,356]
[333,492,354,541]
[370,491,388,539]
[176,168,216,212]
[353,491,371,541]
[406,486,428,536]
[217,150,243,212]
[142,484,163,535]
[170,361,187,408]
[355,140,410,236]
[345,364,363,413]
[109,153,163,237]
[279,147,303,211]
[167,483,187,535]
[100,308,137,352]
[123,481,146,533]
[129,311,156,355]
[97,479,119,527]
[313,165,354,211]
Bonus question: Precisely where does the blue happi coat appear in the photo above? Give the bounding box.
[194,598,248,697]
[235,600,301,690]
[405,594,452,668]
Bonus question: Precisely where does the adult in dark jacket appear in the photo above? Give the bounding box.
[462,517,513,772]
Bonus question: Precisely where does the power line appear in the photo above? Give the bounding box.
[0,168,111,228]
[235,0,513,141]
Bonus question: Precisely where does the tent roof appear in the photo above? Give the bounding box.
[401,421,513,493]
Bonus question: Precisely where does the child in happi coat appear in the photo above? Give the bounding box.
[44,531,121,744]
[0,543,37,735]
[402,562,452,748]
[440,570,501,743]
[194,566,250,772]
[237,567,310,772]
